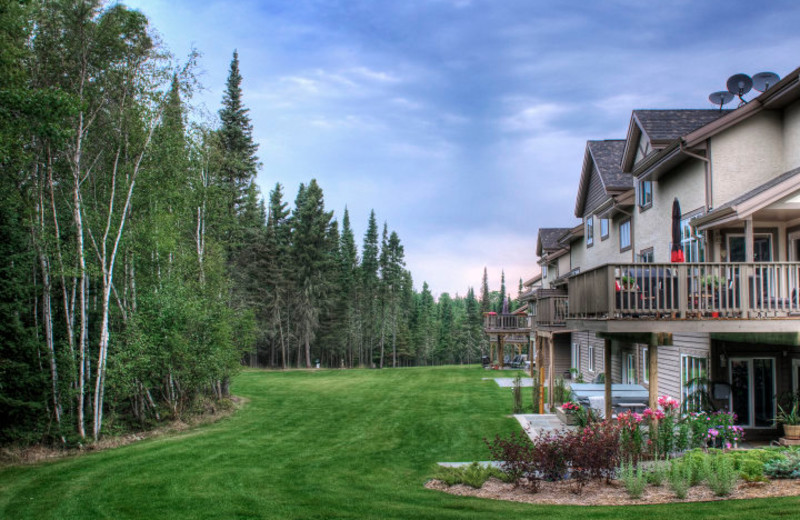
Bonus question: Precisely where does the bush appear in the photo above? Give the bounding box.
[433,462,511,488]
[738,459,767,483]
[646,460,668,486]
[682,450,708,486]
[764,454,800,479]
[570,421,621,482]
[619,461,647,499]
[485,432,537,486]
[704,454,738,496]
[668,458,691,499]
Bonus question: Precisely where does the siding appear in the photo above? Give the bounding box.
[572,330,605,382]
[584,163,609,216]
[656,332,710,403]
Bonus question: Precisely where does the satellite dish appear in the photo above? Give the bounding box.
[726,73,753,96]
[752,72,780,92]
[708,91,734,110]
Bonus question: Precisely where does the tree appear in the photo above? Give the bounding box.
[360,210,379,367]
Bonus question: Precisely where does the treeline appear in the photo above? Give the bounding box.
[0,0,492,447]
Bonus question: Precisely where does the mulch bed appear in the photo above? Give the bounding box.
[426,477,800,506]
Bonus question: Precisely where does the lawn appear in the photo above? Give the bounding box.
[0,366,797,519]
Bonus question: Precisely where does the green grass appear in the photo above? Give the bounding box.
[1,366,798,519]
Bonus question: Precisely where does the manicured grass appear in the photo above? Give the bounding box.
[0,366,798,519]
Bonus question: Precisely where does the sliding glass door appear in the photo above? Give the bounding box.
[729,358,776,428]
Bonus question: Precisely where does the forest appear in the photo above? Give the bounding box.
[0,0,519,446]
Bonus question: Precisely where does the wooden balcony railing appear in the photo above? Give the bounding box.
[568,262,800,320]
[483,313,531,331]
[535,291,568,327]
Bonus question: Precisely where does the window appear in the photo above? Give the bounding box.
[639,248,654,263]
[541,264,548,279]
[586,216,594,247]
[600,218,609,240]
[638,179,653,209]
[588,345,595,372]
[680,214,705,262]
[620,219,631,252]
[681,355,708,412]
[642,347,649,383]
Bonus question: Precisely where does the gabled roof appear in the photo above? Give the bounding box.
[574,140,629,217]
[536,227,571,257]
[622,110,731,172]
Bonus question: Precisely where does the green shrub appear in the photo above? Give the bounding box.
[619,461,647,499]
[646,460,668,487]
[738,459,767,483]
[764,454,800,479]
[668,458,691,499]
[704,454,738,496]
[681,450,708,486]
[433,462,510,488]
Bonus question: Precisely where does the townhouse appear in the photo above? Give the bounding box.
[489,65,800,438]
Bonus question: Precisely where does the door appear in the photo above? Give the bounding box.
[729,358,776,428]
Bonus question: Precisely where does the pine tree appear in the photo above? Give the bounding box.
[498,270,506,313]
[218,50,259,215]
[360,210,379,367]
[480,267,490,314]
[339,208,359,367]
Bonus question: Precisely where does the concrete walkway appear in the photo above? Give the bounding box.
[514,413,574,441]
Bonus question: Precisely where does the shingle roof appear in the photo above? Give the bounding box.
[634,110,732,142]
[587,140,629,190]
[538,228,571,252]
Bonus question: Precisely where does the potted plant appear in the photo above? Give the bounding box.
[776,400,800,440]
[556,401,581,426]
[619,275,636,290]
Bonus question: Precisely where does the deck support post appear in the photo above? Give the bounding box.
[604,338,612,420]
[649,334,659,409]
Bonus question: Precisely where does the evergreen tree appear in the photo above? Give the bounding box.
[480,267,490,314]
[360,210,379,367]
[217,50,259,218]
[498,270,506,313]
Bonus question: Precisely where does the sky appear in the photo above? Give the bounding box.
[124,0,800,298]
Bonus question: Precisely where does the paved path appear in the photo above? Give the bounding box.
[514,413,574,440]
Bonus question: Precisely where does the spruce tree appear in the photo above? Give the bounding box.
[218,50,259,212]
[480,267,490,314]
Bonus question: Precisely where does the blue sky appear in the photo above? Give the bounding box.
[125,0,800,298]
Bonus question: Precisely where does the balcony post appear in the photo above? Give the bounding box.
[741,264,752,318]
[678,264,688,318]
[537,334,546,414]
[606,266,616,317]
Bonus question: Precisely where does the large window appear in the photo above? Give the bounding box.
[586,216,594,247]
[620,219,631,252]
[681,355,708,412]
[600,218,609,240]
[638,179,652,209]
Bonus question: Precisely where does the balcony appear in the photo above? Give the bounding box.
[535,290,568,328]
[567,262,800,333]
[483,313,531,334]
